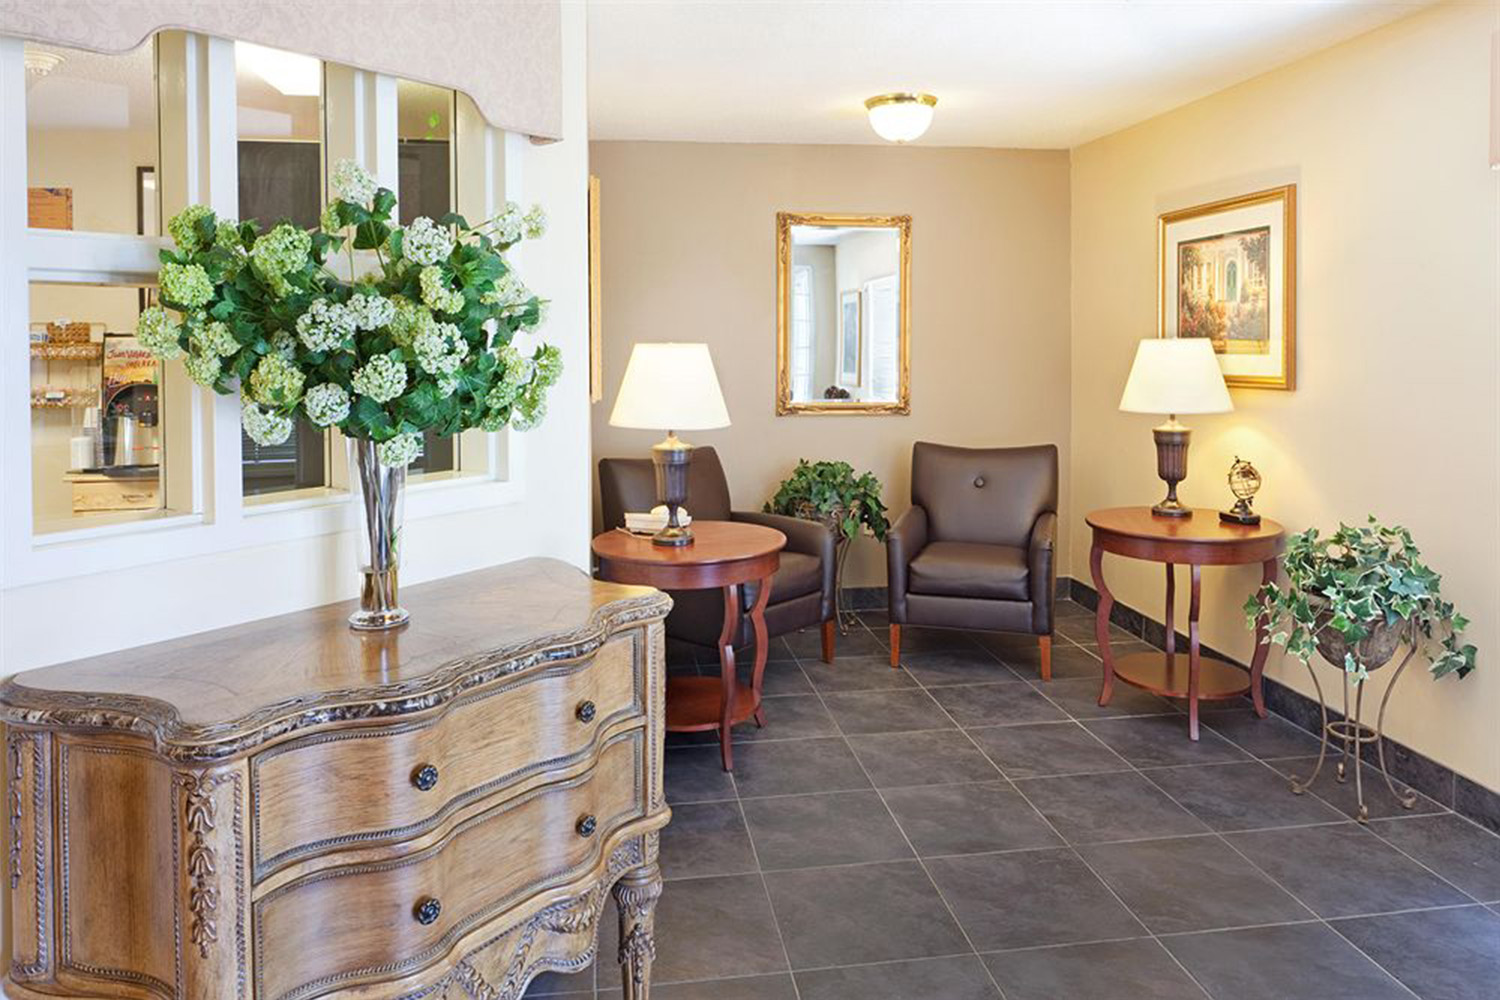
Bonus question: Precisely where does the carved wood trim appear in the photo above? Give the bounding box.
[0,594,670,764]
[9,731,50,981]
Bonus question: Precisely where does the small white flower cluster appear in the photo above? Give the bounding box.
[270,330,297,360]
[136,306,184,360]
[296,297,357,353]
[192,321,239,358]
[419,266,464,314]
[413,320,469,377]
[482,269,532,309]
[403,216,455,266]
[347,291,395,331]
[485,344,533,410]
[183,352,222,387]
[492,202,547,245]
[304,382,351,426]
[242,399,293,446]
[351,353,408,402]
[249,353,305,407]
[332,158,377,207]
[377,432,423,468]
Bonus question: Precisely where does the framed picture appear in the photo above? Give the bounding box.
[1160,184,1295,390]
[838,289,862,386]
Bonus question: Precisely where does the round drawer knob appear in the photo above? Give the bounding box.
[413,897,442,925]
[576,814,598,838]
[974,476,986,488]
[575,700,597,724]
[411,764,439,792]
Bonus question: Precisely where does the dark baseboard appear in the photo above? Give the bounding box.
[1058,575,1500,835]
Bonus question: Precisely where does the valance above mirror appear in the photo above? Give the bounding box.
[776,212,911,415]
[0,0,562,139]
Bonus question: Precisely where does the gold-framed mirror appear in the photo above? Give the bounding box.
[776,212,911,415]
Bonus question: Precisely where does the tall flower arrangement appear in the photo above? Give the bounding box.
[138,159,560,467]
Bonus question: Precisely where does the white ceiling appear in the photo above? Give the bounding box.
[587,0,1435,148]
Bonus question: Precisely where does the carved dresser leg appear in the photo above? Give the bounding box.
[613,862,663,999]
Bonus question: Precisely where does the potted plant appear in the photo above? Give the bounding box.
[764,460,889,544]
[138,159,561,630]
[765,460,888,629]
[1245,517,1475,681]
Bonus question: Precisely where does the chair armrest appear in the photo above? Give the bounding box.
[732,510,835,561]
[886,505,928,623]
[1028,511,1058,633]
[733,510,838,618]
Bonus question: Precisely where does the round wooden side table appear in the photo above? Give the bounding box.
[592,521,785,771]
[1086,507,1285,741]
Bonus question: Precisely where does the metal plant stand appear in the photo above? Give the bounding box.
[833,536,860,634]
[1290,628,1419,823]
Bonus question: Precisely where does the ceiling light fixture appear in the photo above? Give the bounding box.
[235,41,320,97]
[24,50,64,78]
[865,92,937,144]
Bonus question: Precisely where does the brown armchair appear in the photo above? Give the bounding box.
[887,442,1058,680]
[599,448,840,661]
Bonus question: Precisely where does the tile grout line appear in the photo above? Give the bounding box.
[900,647,1220,1000]
[791,617,1017,1000]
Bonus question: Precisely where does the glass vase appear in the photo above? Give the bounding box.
[348,438,409,630]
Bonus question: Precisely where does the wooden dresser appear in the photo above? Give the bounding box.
[0,558,672,1000]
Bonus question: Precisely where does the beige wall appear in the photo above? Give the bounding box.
[590,142,1072,585]
[1069,1,1500,793]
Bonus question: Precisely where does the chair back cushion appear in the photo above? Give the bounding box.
[598,446,733,529]
[910,442,1057,547]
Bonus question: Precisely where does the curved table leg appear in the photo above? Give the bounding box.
[1248,557,1278,718]
[1091,541,1115,706]
[717,584,741,771]
[614,861,663,999]
[1188,564,1202,741]
[1164,562,1176,664]
[749,574,772,728]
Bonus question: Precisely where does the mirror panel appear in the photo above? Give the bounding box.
[777,212,910,414]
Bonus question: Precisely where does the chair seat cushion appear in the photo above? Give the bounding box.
[909,541,1029,601]
[743,551,822,609]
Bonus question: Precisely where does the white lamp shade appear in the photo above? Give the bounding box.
[609,343,731,431]
[1118,338,1233,416]
[865,94,937,143]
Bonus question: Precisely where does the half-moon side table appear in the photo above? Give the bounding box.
[593,521,785,771]
[1086,507,1285,741]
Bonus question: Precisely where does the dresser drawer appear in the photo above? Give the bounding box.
[254,730,645,1000]
[251,635,641,876]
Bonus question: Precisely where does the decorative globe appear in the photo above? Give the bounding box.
[1229,457,1261,502]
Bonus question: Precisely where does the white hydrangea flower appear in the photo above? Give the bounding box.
[296,297,356,353]
[183,351,222,387]
[413,320,469,377]
[241,399,293,446]
[270,330,298,360]
[351,353,408,402]
[248,352,305,407]
[511,395,546,432]
[495,202,525,245]
[192,320,239,358]
[377,432,422,468]
[347,291,396,331]
[485,344,533,410]
[403,216,455,266]
[436,373,461,398]
[419,265,465,314]
[331,158,377,206]
[304,382,351,426]
[136,305,184,360]
[523,204,546,240]
[482,269,531,309]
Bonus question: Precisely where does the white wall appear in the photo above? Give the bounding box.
[0,3,591,670]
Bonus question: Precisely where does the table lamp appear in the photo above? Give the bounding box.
[609,343,731,546]
[1118,338,1233,517]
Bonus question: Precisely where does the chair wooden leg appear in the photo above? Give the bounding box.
[889,624,902,668]
[1038,634,1052,682]
[821,619,835,664]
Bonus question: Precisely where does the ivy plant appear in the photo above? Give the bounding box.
[764,460,889,542]
[1245,517,1475,681]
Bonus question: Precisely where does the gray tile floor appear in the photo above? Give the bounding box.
[528,602,1500,1000]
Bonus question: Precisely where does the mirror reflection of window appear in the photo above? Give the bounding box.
[236,41,330,498]
[787,224,902,406]
[397,79,457,475]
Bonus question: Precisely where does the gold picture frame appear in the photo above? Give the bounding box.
[776,211,911,415]
[1159,185,1296,390]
